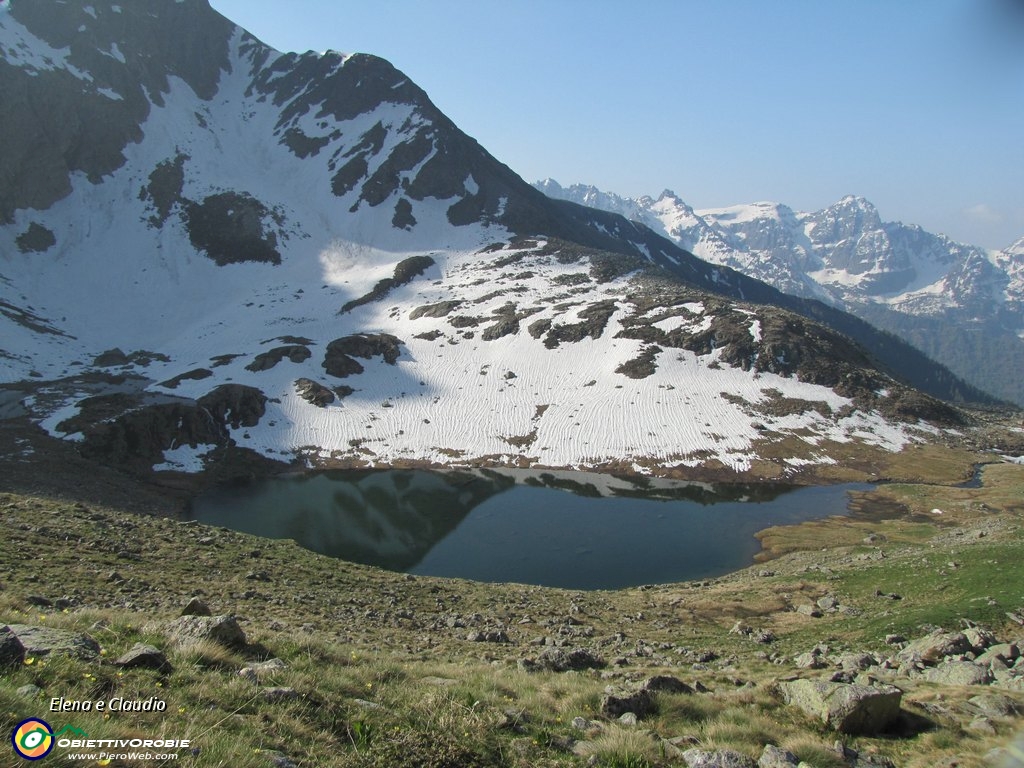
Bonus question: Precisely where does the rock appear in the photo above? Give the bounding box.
[166,615,247,649]
[838,652,877,671]
[780,679,902,735]
[293,378,335,407]
[531,647,605,672]
[245,345,311,372]
[794,651,827,670]
[642,675,693,694]
[922,661,994,686]
[849,756,896,768]
[618,712,638,726]
[262,751,297,768]
[817,595,839,611]
[262,687,299,702]
[896,630,971,665]
[114,643,172,672]
[968,693,1019,717]
[977,642,1019,665]
[682,748,758,768]
[466,630,510,643]
[969,716,997,735]
[795,604,823,618]
[965,627,998,653]
[570,716,591,731]
[181,597,213,616]
[0,626,26,668]
[323,334,403,378]
[17,684,43,698]
[197,384,267,430]
[600,689,655,719]
[758,745,800,768]
[5,624,100,660]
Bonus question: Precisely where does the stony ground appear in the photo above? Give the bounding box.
[1,422,1024,767]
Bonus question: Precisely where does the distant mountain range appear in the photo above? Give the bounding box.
[535,181,1024,406]
[0,0,1003,483]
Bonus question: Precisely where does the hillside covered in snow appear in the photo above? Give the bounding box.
[0,0,998,482]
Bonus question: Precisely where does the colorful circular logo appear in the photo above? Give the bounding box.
[11,718,54,761]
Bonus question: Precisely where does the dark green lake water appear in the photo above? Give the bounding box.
[189,469,871,590]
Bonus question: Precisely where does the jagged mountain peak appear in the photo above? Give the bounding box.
[534,178,1023,405]
[1004,235,1024,256]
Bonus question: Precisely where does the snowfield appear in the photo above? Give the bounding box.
[0,10,949,478]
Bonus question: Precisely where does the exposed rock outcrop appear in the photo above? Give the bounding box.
[779,679,902,735]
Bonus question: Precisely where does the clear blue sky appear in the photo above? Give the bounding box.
[208,0,1024,249]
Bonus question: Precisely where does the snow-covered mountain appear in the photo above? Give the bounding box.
[536,181,1024,406]
[0,0,989,481]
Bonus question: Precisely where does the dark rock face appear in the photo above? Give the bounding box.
[183,192,282,266]
[542,300,618,349]
[246,346,311,372]
[616,345,661,379]
[294,378,336,407]
[159,368,214,388]
[0,0,234,223]
[65,384,265,467]
[139,153,188,227]
[340,255,435,314]
[197,384,267,429]
[323,334,403,378]
[72,397,226,465]
[15,222,56,252]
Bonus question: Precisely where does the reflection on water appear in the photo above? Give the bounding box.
[189,468,870,590]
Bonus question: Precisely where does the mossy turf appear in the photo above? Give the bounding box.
[1,458,1023,767]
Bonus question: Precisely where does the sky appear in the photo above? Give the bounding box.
[207,0,1024,250]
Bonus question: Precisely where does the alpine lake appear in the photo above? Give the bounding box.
[189,468,872,590]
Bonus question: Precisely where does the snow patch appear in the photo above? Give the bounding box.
[153,443,214,473]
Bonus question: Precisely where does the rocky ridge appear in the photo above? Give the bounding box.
[535,181,1024,407]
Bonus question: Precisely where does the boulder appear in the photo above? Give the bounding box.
[976,642,1019,666]
[114,643,172,672]
[780,679,902,735]
[166,615,247,649]
[968,693,1020,717]
[533,647,605,672]
[895,630,971,665]
[643,675,694,694]
[5,624,100,660]
[181,597,212,617]
[0,626,26,668]
[922,661,993,686]
[758,745,799,768]
[294,378,335,407]
[682,748,758,768]
[600,689,655,719]
[964,627,998,653]
[837,652,877,671]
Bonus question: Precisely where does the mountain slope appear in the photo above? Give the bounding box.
[537,181,1024,405]
[0,0,994,481]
